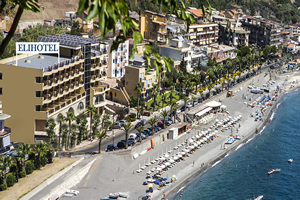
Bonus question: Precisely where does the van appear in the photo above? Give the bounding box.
[140,119,146,126]
[129,133,137,139]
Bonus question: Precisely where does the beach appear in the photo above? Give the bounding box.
[57,67,300,200]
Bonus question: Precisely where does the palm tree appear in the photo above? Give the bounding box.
[45,118,56,145]
[0,156,12,184]
[226,78,231,90]
[168,86,176,103]
[172,103,178,123]
[65,111,76,150]
[61,123,69,148]
[17,143,31,171]
[87,104,97,141]
[183,96,189,111]
[91,114,101,139]
[34,142,47,170]
[207,84,212,98]
[137,125,144,142]
[192,96,197,107]
[96,131,108,154]
[148,117,157,136]
[122,123,133,149]
[151,84,159,111]
[57,114,65,150]
[101,113,110,130]
[70,124,77,148]
[134,82,143,119]
[200,91,204,100]
[160,110,168,129]
[169,100,177,117]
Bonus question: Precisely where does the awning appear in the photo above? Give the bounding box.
[195,107,212,117]
[206,101,221,108]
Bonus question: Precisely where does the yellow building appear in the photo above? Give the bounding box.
[77,11,94,32]
[139,10,167,44]
[0,34,109,144]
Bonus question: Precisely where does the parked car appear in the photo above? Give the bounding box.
[193,100,198,106]
[119,120,128,126]
[143,110,151,116]
[136,132,146,140]
[113,122,121,129]
[176,108,182,113]
[187,102,193,108]
[107,144,118,151]
[128,137,137,144]
[134,119,146,129]
[129,133,137,139]
[143,129,151,135]
[180,106,185,112]
[154,125,162,131]
[157,121,164,128]
[117,141,126,149]
[197,98,202,103]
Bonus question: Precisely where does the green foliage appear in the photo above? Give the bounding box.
[0,183,7,191]
[91,114,101,139]
[263,45,271,56]
[25,160,34,174]
[129,95,138,107]
[20,170,26,178]
[45,118,56,144]
[68,21,84,36]
[124,115,131,122]
[40,155,47,167]
[76,113,88,144]
[6,173,15,187]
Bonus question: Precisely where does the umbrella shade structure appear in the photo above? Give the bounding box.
[160,164,166,169]
[156,167,162,171]
[208,128,212,132]
[188,146,194,150]
[200,139,204,143]
[165,154,170,158]
[189,139,194,143]
[147,179,155,183]
[215,119,219,122]
[181,152,186,155]
[183,149,189,152]
[173,156,179,160]
[172,175,176,178]
[188,126,193,129]
[215,130,218,133]
[201,131,205,135]
[169,159,175,163]
[165,162,171,166]
[205,131,209,134]
[195,135,200,139]
[178,154,182,158]
[212,132,216,136]
[148,184,153,187]
[167,176,172,180]
[160,157,165,161]
[203,137,207,141]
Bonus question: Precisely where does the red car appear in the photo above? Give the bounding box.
[157,121,164,128]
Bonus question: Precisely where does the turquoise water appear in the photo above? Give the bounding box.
[171,92,300,200]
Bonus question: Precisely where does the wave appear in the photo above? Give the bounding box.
[270,112,275,121]
[212,160,221,168]
[177,186,186,193]
[277,102,281,108]
[246,138,253,144]
[260,126,266,134]
[224,152,231,158]
[236,143,245,151]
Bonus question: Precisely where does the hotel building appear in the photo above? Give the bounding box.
[0,34,110,143]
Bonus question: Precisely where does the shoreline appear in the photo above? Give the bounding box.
[163,75,299,200]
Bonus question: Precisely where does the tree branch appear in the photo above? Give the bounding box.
[0,6,24,56]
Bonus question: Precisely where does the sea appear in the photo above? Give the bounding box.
[170,91,300,200]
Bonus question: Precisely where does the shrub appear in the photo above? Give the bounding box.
[41,155,47,167]
[0,183,7,191]
[124,116,131,122]
[20,170,26,178]
[6,173,15,187]
[25,160,34,174]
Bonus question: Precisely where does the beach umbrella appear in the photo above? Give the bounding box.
[196,141,201,145]
[215,130,218,133]
[174,156,179,160]
[167,176,172,180]
[203,137,207,141]
[169,159,175,163]
[165,154,170,158]
[193,143,198,147]
[172,175,176,178]
[205,131,208,134]
[212,132,216,136]
[200,139,204,143]
[189,139,193,143]
[165,162,170,166]
[148,184,153,187]
[188,126,193,129]
[188,146,194,150]
[181,152,186,155]
[195,135,200,139]
[178,154,182,158]
[183,149,189,152]
[161,164,166,169]
[215,119,219,122]
[160,157,165,161]
[208,128,212,132]
[156,167,162,171]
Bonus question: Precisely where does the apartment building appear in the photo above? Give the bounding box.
[106,39,129,78]
[207,44,237,63]
[219,20,250,47]
[0,34,110,143]
[183,23,219,47]
[139,10,167,44]
[241,17,283,47]
[0,101,11,150]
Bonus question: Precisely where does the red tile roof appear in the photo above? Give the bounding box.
[187,9,203,17]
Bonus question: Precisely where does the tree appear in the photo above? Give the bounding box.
[192,96,197,107]
[34,142,47,170]
[129,95,138,107]
[17,143,31,171]
[101,113,110,130]
[160,110,168,129]
[0,156,13,184]
[96,131,108,154]
[151,84,159,111]
[65,111,76,150]
[134,82,143,119]
[226,78,232,90]
[271,46,277,53]
[263,45,271,56]
[137,125,145,143]
[207,85,212,98]
[122,123,133,149]
[87,104,97,141]
[57,114,65,150]
[76,113,88,144]
[69,124,77,148]
[91,114,101,139]
[148,117,157,136]
[169,100,177,117]
[0,0,40,56]
[172,103,178,123]
[183,96,189,111]
[45,118,56,145]
[69,21,84,36]
[222,80,226,91]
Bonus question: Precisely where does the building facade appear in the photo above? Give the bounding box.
[0,34,109,143]
[219,21,250,47]
[139,10,167,44]
[0,101,11,151]
[241,17,283,47]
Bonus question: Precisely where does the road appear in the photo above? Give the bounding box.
[72,60,283,154]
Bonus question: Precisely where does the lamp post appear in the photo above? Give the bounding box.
[113,114,115,150]
[42,6,46,36]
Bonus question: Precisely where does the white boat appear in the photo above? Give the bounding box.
[288,159,293,163]
[254,195,263,200]
[118,192,128,198]
[109,193,119,199]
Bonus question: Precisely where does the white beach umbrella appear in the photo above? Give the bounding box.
[200,139,204,143]
[215,119,219,122]
[196,135,200,139]
[203,138,207,141]
[165,162,170,166]
[193,143,198,147]
[196,141,201,145]
[188,146,194,150]
[208,128,212,132]
[160,157,165,161]
[165,154,170,158]
[191,136,195,139]
[160,164,166,169]
[178,154,182,158]
[174,156,179,160]
[206,136,210,139]
[209,134,213,137]
[169,159,175,163]
[183,149,189,153]
[181,152,186,155]
[189,139,194,143]
[212,132,216,136]
[205,131,209,135]
[215,130,218,133]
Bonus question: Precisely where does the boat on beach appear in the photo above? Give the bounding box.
[108,193,119,199]
[288,159,293,163]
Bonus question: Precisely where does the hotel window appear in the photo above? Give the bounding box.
[153,75,155,82]
[0,72,2,80]
[0,87,2,95]
[153,33,155,37]
[35,77,41,83]
[126,82,128,85]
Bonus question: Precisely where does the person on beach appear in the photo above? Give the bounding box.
[193,161,194,167]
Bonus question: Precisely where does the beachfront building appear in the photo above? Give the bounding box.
[139,10,167,44]
[241,17,283,47]
[0,34,110,144]
[128,38,149,55]
[106,38,129,78]
[0,101,11,151]
[207,44,237,63]
[218,20,250,47]
[183,23,219,47]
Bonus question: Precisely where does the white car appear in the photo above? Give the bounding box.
[187,102,193,108]
[248,85,253,89]
[176,108,181,113]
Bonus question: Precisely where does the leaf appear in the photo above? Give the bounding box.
[99,1,107,37]
[86,0,99,21]
[78,0,89,14]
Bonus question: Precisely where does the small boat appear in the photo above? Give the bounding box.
[118,192,128,198]
[65,189,79,195]
[108,193,119,199]
[268,169,274,175]
[254,195,263,200]
[288,159,293,163]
